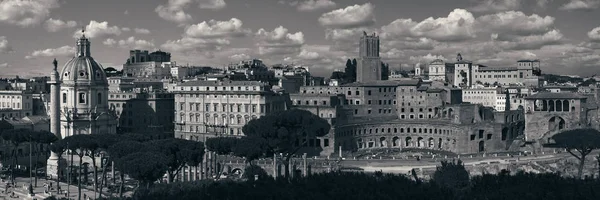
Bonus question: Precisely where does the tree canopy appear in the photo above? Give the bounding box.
[117,152,169,189]
[144,138,205,183]
[546,128,600,178]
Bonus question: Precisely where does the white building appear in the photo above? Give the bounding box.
[428,59,446,81]
[53,31,118,138]
[0,90,33,118]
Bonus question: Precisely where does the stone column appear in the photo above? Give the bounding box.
[302,153,307,177]
[273,153,278,179]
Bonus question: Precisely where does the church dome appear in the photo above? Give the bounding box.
[59,31,108,86]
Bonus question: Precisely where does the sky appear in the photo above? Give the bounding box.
[1,0,600,78]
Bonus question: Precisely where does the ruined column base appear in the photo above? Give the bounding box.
[46,157,67,179]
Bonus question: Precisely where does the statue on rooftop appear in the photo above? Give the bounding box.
[52,58,58,70]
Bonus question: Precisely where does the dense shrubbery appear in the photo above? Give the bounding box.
[123,170,600,200]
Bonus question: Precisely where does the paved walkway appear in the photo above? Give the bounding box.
[0,177,122,200]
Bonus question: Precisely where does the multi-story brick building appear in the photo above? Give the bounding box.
[172,80,290,142]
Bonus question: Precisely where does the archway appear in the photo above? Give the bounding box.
[428,138,434,148]
[478,141,485,152]
[548,116,566,132]
[501,127,508,141]
[379,137,387,147]
[438,138,442,149]
[392,137,399,147]
[417,137,424,148]
[405,137,412,147]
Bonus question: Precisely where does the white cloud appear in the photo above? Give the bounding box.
[476,11,555,36]
[380,9,476,42]
[184,18,251,38]
[559,0,600,11]
[73,21,122,39]
[44,18,77,32]
[229,53,251,61]
[588,26,600,41]
[297,49,321,60]
[255,26,305,55]
[134,28,151,34]
[113,37,155,50]
[0,63,9,68]
[470,0,521,13]
[121,27,131,32]
[409,53,447,63]
[318,3,375,29]
[494,29,564,50]
[297,0,336,12]
[0,36,13,54]
[103,38,117,46]
[25,45,75,59]
[0,0,60,27]
[161,37,230,53]
[155,0,194,25]
[198,0,226,10]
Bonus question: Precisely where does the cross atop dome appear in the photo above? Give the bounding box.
[81,26,86,39]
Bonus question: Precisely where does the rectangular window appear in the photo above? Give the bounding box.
[62,93,67,103]
[78,93,87,104]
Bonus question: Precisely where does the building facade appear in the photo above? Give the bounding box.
[172,80,290,142]
[108,89,174,134]
[0,90,33,118]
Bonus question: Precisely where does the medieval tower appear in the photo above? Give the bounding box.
[356,31,381,83]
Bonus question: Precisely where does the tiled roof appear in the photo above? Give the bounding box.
[177,80,267,87]
[344,79,421,87]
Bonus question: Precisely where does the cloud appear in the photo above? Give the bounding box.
[124,10,129,15]
[297,0,336,12]
[559,0,600,11]
[106,37,155,50]
[297,49,321,60]
[155,0,194,25]
[0,63,9,68]
[409,53,447,63]
[255,26,305,55]
[161,37,230,53]
[229,53,251,61]
[0,0,60,27]
[25,45,75,59]
[380,9,476,42]
[184,18,251,38]
[0,36,13,54]
[588,26,600,41]
[44,18,77,32]
[121,27,131,32]
[476,11,555,36]
[469,0,521,13]
[493,29,564,50]
[318,3,375,29]
[103,38,117,46]
[134,28,151,34]
[198,0,226,10]
[73,21,122,39]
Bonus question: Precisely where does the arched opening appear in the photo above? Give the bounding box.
[392,137,399,147]
[379,137,387,147]
[501,127,508,141]
[417,137,424,148]
[548,100,555,111]
[97,92,102,104]
[448,109,453,118]
[428,138,434,148]
[556,100,562,111]
[437,138,442,149]
[478,141,485,152]
[357,139,363,149]
[563,101,570,111]
[405,137,412,147]
[548,116,566,132]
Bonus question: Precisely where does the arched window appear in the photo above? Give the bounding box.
[62,93,67,103]
[97,93,102,104]
[78,93,87,104]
